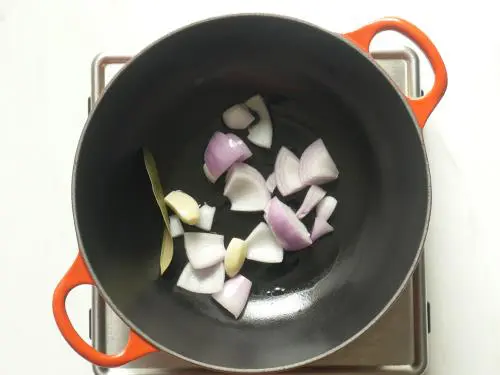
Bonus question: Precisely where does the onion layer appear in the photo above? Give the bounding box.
[169,215,184,238]
[316,196,338,221]
[223,163,270,212]
[265,172,276,193]
[204,131,252,181]
[299,139,339,185]
[226,133,253,161]
[245,222,284,263]
[265,197,312,251]
[246,95,273,148]
[310,217,334,242]
[203,164,216,183]
[195,204,216,231]
[177,262,225,294]
[275,147,305,196]
[184,232,225,269]
[212,275,252,318]
[222,104,254,130]
[296,185,326,219]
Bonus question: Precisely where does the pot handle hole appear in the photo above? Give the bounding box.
[52,253,158,367]
[344,17,448,128]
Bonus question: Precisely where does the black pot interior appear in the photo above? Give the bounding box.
[74,15,428,370]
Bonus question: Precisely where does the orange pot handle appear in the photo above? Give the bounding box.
[52,253,158,367]
[344,17,448,128]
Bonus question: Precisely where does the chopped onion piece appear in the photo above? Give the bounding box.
[226,133,253,161]
[164,190,200,225]
[311,217,334,242]
[296,185,326,219]
[223,163,270,212]
[184,232,225,269]
[275,147,305,196]
[204,131,252,181]
[245,222,283,263]
[246,95,269,116]
[265,197,312,251]
[222,104,255,130]
[212,275,252,318]
[177,262,224,294]
[247,122,273,149]
[224,238,248,277]
[169,215,184,238]
[246,95,273,148]
[195,204,216,231]
[203,163,216,183]
[316,196,338,221]
[266,172,276,193]
[263,198,271,216]
[299,139,339,185]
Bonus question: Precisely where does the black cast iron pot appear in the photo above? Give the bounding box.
[53,14,447,372]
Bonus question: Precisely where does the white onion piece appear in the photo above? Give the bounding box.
[248,122,273,149]
[222,104,254,130]
[246,95,273,148]
[299,139,339,185]
[265,172,276,193]
[226,133,253,161]
[263,199,271,216]
[204,131,252,181]
[265,197,312,251]
[245,222,283,263]
[195,204,216,231]
[177,262,224,294]
[316,196,338,221]
[169,215,184,238]
[296,185,326,219]
[223,163,270,212]
[184,232,225,269]
[203,163,216,183]
[311,217,334,242]
[275,147,305,196]
[212,275,252,318]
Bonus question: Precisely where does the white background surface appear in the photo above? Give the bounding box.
[0,1,498,374]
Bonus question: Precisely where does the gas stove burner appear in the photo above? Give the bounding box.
[88,48,429,375]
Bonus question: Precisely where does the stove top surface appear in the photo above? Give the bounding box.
[89,48,429,375]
